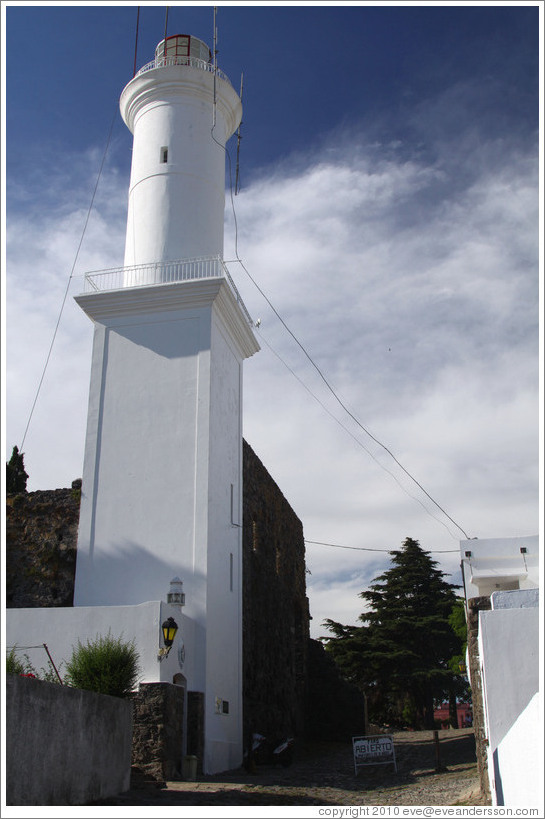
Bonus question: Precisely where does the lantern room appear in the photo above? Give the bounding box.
[155,34,211,65]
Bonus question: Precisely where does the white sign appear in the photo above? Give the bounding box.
[352,735,397,774]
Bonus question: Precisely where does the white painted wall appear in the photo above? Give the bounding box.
[478,600,539,805]
[6,602,194,687]
[74,281,257,614]
[460,535,538,599]
[203,305,245,772]
[494,693,543,808]
[75,292,209,611]
[120,62,241,267]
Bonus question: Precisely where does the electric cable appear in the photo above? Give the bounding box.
[219,135,471,541]
[257,329,459,540]
[6,645,46,651]
[202,25,470,543]
[20,105,118,451]
[235,241,470,539]
[305,539,460,554]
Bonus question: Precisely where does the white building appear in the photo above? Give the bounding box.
[8,34,259,775]
[460,536,542,808]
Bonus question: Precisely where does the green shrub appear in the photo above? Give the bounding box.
[64,632,140,698]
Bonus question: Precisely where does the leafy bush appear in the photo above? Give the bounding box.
[64,632,140,698]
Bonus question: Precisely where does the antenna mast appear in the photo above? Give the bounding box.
[163,6,169,58]
[212,6,218,127]
[235,73,244,195]
[133,6,140,77]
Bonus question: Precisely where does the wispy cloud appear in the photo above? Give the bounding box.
[6,94,538,636]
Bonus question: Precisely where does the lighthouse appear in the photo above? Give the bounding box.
[73,34,259,772]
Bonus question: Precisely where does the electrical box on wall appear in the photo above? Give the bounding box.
[215,697,229,715]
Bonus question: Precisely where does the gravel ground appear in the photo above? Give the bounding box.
[96,728,488,807]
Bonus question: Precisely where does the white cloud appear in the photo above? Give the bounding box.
[6,118,539,638]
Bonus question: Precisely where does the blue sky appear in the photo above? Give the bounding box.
[3,2,542,638]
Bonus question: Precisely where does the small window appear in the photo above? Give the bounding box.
[161,147,168,163]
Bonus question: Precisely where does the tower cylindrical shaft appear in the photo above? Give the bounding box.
[119,37,242,270]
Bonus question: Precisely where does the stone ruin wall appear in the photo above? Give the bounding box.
[242,439,310,742]
[6,482,81,609]
[466,596,492,803]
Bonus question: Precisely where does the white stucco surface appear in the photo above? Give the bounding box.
[460,535,538,599]
[74,281,258,613]
[491,587,539,609]
[494,693,543,808]
[6,601,192,686]
[120,63,242,267]
[478,603,539,804]
[72,279,257,773]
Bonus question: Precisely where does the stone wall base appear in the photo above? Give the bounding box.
[131,682,185,781]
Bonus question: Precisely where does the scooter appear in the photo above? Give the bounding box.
[244,732,295,769]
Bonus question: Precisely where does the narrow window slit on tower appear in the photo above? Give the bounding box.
[161,146,168,163]
[229,553,233,592]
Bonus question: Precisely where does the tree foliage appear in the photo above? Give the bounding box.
[322,537,466,729]
[6,445,29,494]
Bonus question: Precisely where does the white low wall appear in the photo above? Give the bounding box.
[6,601,196,688]
[478,598,540,807]
[479,605,539,754]
[494,693,543,808]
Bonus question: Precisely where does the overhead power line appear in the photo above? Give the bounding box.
[221,142,471,542]
[19,105,118,451]
[257,329,460,541]
[305,539,460,554]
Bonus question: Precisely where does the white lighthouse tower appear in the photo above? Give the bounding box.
[73,34,259,773]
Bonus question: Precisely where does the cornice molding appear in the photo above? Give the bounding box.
[120,66,242,138]
[75,279,259,360]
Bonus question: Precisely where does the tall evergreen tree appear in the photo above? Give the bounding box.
[6,445,29,494]
[323,537,464,729]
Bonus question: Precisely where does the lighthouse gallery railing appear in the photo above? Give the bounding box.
[136,56,233,88]
[82,256,253,325]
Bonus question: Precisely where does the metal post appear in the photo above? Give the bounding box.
[43,643,63,684]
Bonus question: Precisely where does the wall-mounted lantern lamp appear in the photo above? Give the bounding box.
[458,661,467,674]
[158,616,178,661]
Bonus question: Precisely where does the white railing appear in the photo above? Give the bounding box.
[136,56,232,88]
[82,255,253,325]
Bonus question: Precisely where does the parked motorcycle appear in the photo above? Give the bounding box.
[244,732,295,769]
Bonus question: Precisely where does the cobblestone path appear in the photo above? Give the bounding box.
[98,728,488,807]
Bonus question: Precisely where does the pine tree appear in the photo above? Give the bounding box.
[323,537,464,729]
[6,446,29,494]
